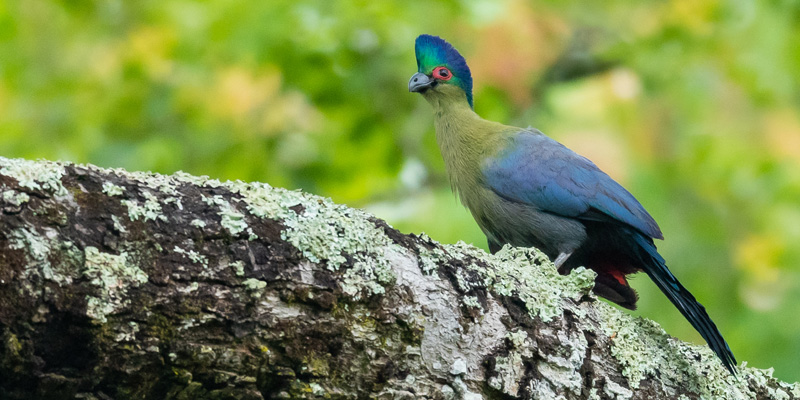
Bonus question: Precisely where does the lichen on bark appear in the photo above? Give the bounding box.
[0,156,797,400]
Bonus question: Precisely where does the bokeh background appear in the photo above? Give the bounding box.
[2,0,800,382]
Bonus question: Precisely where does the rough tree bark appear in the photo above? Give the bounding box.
[0,157,796,400]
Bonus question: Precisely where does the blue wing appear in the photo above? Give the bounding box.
[483,130,663,240]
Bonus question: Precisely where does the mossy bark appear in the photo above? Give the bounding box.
[0,157,796,400]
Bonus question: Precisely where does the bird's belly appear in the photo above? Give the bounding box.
[466,191,586,258]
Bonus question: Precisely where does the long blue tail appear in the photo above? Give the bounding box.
[632,232,737,375]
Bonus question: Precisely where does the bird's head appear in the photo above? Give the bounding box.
[409,34,473,108]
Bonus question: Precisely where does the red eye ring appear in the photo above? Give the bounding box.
[432,66,452,81]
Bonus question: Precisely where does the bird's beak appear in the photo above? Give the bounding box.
[409,72,433,93]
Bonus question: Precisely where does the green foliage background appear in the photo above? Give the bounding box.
[2,0,800,382]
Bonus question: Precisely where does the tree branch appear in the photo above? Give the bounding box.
[0,157,796,399]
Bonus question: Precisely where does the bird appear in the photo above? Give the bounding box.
[408,34,736,375]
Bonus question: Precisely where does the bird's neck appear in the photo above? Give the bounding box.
[428,94,508,198]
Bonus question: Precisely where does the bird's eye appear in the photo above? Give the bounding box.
[433,66,452,81]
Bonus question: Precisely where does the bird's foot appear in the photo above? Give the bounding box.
[554,252,573,270]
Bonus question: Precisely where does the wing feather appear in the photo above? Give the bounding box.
[483,130,663,240]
